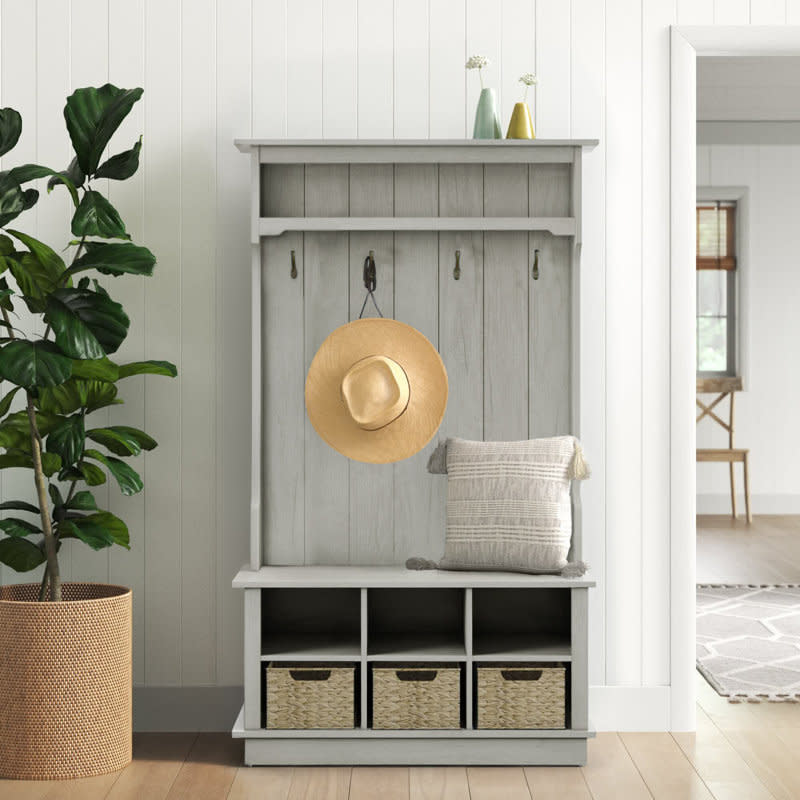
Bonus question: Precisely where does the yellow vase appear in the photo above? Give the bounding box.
[506,102,535,139]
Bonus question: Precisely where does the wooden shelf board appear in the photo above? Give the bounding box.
[472,634,572,662]
[261,633,360,662]
[367,634,465,661]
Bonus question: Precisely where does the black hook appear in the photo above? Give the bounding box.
[363,250,376,292]
[290,250,297,279]
[532,249,540,280]
[454,250,461,280]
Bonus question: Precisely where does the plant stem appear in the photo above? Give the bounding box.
[38,568,49,602]
[479,68,484,90]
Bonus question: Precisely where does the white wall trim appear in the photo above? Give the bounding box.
[133,687,243,732]
[589,686,671,732]
[698,121,800,145]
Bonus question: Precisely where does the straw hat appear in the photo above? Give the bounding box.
[305,318,448,464]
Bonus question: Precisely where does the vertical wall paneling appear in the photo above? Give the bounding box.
[535,0,571,138]
[713,0,749,24]
[71,0,111,586]
[107,0,147,685]
[348,165,395,563]
[394,0,430,138]
[322,0,357,138]
[357,0,394,138]
[750,0,787,24]
[677,0,714,24]
[500,0,536,143]
[641,0,676,687]
[438,166,484,441]
[393,165,443,561]
[304,165,350,563]
[605,0,643,687]
[261,167,305,565]
[789,0,800,24]
[253,0,287,137]
[143,0,181,685]
[215,0,252,686]
[429,0,467,138]
[696,144,711,184]
[466,0,502,131]
[483,166,529,440]
[287,0,323,137]
[179,0,217,685]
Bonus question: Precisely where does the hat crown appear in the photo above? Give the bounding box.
[341,355,410,431]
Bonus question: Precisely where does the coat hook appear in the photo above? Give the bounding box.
[532,249,540,280]
[290,250,297,279]
[363,250,377,291]
[454,250,461,280]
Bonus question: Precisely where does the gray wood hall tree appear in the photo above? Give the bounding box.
[232,139,597,766]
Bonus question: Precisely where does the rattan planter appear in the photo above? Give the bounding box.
[0,583,132,780]
[476,663,566,729]
[266,662,356,729]
[372,664,462,729]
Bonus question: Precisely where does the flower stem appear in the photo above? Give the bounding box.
[479,68,484,90]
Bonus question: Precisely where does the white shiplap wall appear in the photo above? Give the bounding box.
[0,0,794,730]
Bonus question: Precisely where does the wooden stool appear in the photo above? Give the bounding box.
[696,376,751,523]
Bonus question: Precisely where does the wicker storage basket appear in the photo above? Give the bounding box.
[476,663,566,729]
[372,663,461,729]
[266,662,356,729]
[0,583,132,780]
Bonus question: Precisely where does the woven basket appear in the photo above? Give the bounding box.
[372,664,461,729]
[0,583,132,780]
[476,663,566,729]
[266,663,356,729]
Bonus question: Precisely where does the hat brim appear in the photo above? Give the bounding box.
[305,318,448,464]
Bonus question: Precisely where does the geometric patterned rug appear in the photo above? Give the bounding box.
[697,584,800,703]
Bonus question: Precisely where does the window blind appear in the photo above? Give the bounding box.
[696,201,736,270]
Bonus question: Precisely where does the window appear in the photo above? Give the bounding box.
[696,200,737,375]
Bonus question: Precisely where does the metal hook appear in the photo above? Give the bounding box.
[532,249,540,280]
[363,250,377,291]
[290,250,297,279]
[454,250,461,280]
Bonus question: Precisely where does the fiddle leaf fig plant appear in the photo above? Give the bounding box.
[0,85,176,601]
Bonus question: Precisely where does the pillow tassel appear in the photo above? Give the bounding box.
[427,440,448,474]
[568,440,591,480]
[561,560,589,578]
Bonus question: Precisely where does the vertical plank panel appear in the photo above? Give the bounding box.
[439,166,484,442]
[641,0,677,688]
[358,0,394,138]
[677,0,714,24]
[430,0,467,138]
[484,165,529,440]
[466,0,502,132]
[696,145,711,185]
[394,166,443,561]
[394,0,430,138]
[536,0,571,138]
[714,0,749,24]
[107,0,147,685]
[304,165,350,563]
[216,0,252,685]
[501,0,536,141]
[789,0,800,23]
[322,0,357,138]
[143,0,181,685]
[750,0,787,23]
[605,0,643,687]
[253,0,287,138]
[287,0,322,137]
[348,165,394,563]
[70,0,110,586]
[262,168,305,565]
[180,0,217,685]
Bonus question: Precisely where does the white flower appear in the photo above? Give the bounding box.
[519,72,537,86]
[466,55,490,70]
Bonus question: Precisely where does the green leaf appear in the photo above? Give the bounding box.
[36,378,121,415]
[0,409,65,437]
[59,460,106,486]
[21,188,38,211]
[60,518,112,550]
[107,425,156,451]
[0,537,45,571]
[47,156,85,196]
[67,490,97,511]
[5,229,67,311]
[0,450,61,476]
[7,164,79,206]
[46,413,85,466]
[6,229,66,277]
[0,500,39,514]
[0,517,41,537]
[0,340,72,389]
[86,426,141,456]
[70,357,118,382]
[94,137,142,181]
[0,385,20,417]
[0,108,22,158]
[0,235,12,256]
[67,242,155,278]
[117,360,177,379]
[0,278,14,312]
[85,448,142,495]
[45,288,129,359]
[48,483,64,509]
[71,191,129,240]
[0,173,26,228]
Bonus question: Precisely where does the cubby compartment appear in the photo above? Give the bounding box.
[261,588,361,660]
[367,588,465,660]
[472,588,571,661]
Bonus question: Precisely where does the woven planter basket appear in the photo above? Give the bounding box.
[476,663,566,729]
[0,583,132,780]
[372,664,461,729]
[266,663,356,729]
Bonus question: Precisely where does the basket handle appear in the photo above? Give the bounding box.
[289,669,331,681]
[396,670,438,682]
[501,669,542,682]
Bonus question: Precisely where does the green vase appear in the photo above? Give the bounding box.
[473,88,502,139]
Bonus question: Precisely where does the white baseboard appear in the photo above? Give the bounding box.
[696,493,800,516]
[589,686,671,732]
[135,685,674,733]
